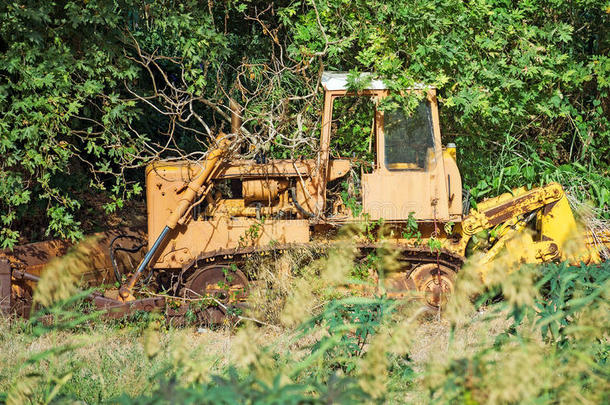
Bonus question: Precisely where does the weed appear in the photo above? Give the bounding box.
[2,238,609,404]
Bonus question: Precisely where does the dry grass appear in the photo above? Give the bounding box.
[1,233,606,403]
[0,319,289,402]
[567,192,610,260]
[0,309,514,403]
[408,310,513,368]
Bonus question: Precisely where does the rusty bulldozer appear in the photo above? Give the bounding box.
[2,72,609,321]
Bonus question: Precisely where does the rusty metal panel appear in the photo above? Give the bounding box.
[147,159,350,181]
[2,239,71,278]
[362,169,450,221]
[0,227,145,286]
[152,218,310,269]
[91,294,165,319]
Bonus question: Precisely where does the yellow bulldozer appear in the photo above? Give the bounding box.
[1,72,608,320]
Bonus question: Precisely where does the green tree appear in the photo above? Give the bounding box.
[2,0,608,249]
[0,1,146,247]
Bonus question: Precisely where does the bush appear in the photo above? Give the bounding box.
[1,0,608,247]
[3,239,609,404]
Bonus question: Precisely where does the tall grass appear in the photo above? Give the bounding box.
[0,236,608,404]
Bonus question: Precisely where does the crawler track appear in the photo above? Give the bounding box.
[159,242,465,322]
[1,233,464,323]
[182,242,463,276]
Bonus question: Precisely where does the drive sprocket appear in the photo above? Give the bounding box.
[180,265,249,324]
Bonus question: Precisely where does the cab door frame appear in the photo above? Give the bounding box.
[316,88,388,215]
[317,87,451,222]
[362,89,450,221]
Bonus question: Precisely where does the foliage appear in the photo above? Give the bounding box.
[533,260,610,344]
[401,212,422,242]
[339,178,363,217]
[2,232,609,404]
[282,0,609,203]
[430,260,610,404]
[304,297,392,373]
[1,0,609,247]
[0,1,146,247]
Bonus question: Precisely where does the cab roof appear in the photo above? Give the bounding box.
[321,71,432,91]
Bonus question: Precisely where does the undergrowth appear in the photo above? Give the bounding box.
[0,240,608,404]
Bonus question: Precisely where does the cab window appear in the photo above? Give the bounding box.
[384,100,435,171]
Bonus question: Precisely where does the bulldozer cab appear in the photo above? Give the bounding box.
[319,72,462,222]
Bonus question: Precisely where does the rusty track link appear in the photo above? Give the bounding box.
[161,242,464,321]
[181,241,464,283]
[1,233,464,322]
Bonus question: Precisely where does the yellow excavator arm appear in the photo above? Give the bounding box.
[459,182,608,278]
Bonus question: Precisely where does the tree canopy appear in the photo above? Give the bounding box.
[1,0,608,248]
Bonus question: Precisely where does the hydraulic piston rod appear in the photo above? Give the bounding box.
[118,134,231,300]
